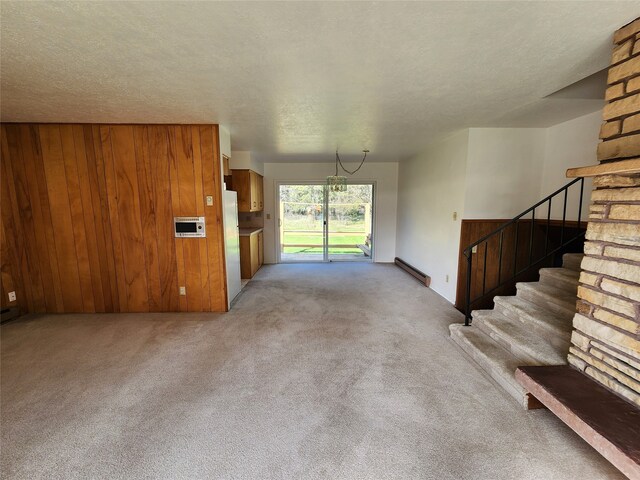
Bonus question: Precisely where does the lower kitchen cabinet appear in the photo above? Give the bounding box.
[239,229,264,279]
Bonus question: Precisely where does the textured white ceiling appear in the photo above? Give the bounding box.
[1,2,638,162]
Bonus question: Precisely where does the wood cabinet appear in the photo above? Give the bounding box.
[231,169,264,212]
[239,229,264,279]
[222,155,230,176]
[256,173,264,210]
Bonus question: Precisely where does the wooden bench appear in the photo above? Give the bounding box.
[516,365,640,479]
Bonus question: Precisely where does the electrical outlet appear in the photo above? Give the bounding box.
[472,245,478,254]
[452,212,457,221]
[266,213,271,220]
[8,291,16,302]
[205,195,214,206]
[179,286,186,296]
[445,275,449,283]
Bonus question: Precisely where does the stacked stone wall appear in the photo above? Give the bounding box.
[568,17,640,407]
[599,18,640,157]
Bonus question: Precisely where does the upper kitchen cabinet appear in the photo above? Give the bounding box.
[231,169,264,212]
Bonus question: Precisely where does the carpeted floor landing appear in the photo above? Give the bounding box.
[1,263,622,479]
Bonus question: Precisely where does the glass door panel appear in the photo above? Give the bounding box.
[279,184,326,262]
[327,184,373,261]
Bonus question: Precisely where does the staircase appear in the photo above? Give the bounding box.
[450,253,583,409]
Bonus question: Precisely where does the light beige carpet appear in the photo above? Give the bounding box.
[1,263,622,479]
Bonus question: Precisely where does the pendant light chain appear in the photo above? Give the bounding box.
[327,149,369,192]
[336,150,368,175]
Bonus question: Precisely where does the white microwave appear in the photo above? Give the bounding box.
[174,217,206,238]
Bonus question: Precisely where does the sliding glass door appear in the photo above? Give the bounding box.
[277,182,374,263]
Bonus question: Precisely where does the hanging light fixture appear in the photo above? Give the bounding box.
[327,149,369,192]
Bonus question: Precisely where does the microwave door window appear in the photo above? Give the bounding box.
[176,223,197,233]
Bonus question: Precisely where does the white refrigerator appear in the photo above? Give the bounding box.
[223,190,242,309]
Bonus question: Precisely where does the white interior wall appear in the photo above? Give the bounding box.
[230,150,265,175]
[219,126,231,159]
[464,128,546,219]
[262,162,399,264]
[395,111,602,304]
[225,111,600,304]
[395,130,469,302]
[542,110,601,220]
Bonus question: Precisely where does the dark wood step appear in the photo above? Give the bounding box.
[516,365,640,479]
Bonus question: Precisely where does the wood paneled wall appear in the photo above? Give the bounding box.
[1,214,19,311]
[0,124,227,313]
[455,219,586,311]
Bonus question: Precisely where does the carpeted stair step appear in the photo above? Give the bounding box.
[516,282,577,318]
[449,324,539,409]
[493,295,573,339]
[562,253,584,272]
[538,267,580,293]
[472,309,568,365]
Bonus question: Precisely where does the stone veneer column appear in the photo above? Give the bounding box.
[567,18,640,406]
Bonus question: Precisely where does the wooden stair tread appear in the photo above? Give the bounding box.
[516,365,640,479]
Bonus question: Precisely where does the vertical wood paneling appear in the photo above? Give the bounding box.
[0,220,19,310]
[134,126,163,312]
[60,125,95,312]
[0,123,227,314]
[30,125,66,311]
[176,126,203,311]
[2,128,33,310]
[100,125,129,311]
[18,125,60,311]
[455,219,587,312]
[109,126,149,312]
[192,127,211,312]
[39,125,84,312]
[0,127,26,311]
[73,125,105,312]
[90,125,119,311]
[168,127,188,312]
[148,126,179,311]
[4,125,47,311]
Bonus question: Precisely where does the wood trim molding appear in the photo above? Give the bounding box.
[461,219,584,228]
[566,158,640,178]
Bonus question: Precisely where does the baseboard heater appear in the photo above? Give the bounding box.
[394,257,431,287]
[0,307,19,324]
